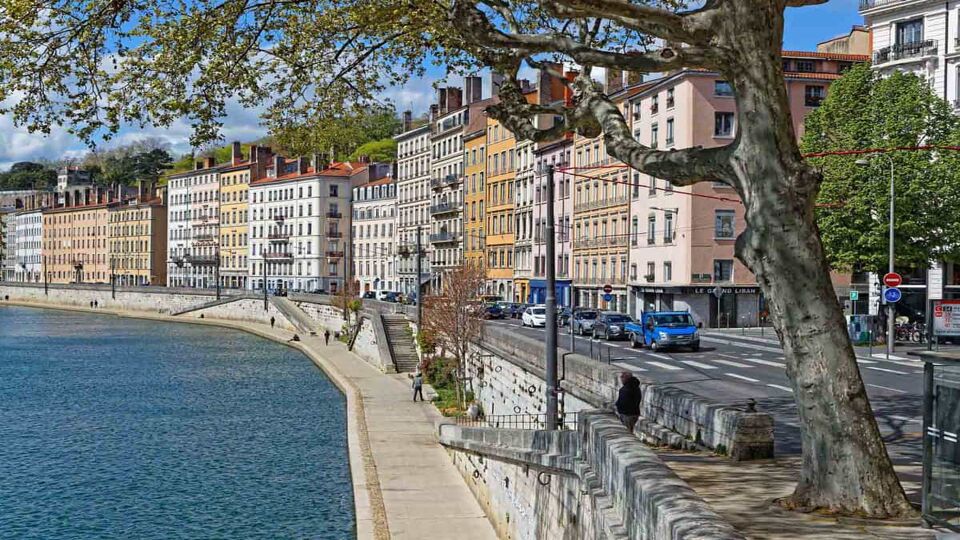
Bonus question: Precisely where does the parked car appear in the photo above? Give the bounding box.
[558,307,572,327]
[482,304,504,319]
[381,292,401,303]
[521,305,547,327]
[625,311,700,351]
[498,302,523,319]
[592,312,634,340]
[571,309,599,335]
[362,291,376,299]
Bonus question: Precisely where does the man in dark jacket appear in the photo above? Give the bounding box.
[616,371,642,432]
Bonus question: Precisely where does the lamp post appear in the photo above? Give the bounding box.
[856,154,896,357]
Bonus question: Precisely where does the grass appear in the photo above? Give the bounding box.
[422,356,473,416]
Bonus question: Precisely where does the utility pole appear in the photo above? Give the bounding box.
[416,225,423,326]
[215,248,221,300]
[43,255,48,296]
[545,165,559,430]
[886,157,895,358]
[262,257,268,311]
[111,257,116,300]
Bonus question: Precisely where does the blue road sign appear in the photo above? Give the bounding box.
[603,293,613,302]
[884,287,902,303]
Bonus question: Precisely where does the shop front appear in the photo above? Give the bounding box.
[528,279,571,307]
[629,284,763,328]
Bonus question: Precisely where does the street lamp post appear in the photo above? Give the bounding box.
[856,155,896,357]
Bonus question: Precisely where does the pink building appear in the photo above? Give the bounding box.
[626,50,867,327]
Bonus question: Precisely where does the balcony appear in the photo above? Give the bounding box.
[274,214,287,224]
[429,201,461,215]
[194,233,214,242]
[572,194,631,213]
[325,231,343,239]
[872,40,937,64]
[429,231,459,244]
[188,254,218,266]
[326,210,342,219]
[263,251,294,262]
[430,174,461,191]
[268,232,290,242]
[325,250,345,259]
[859,0,909,10]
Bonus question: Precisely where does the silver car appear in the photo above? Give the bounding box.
[572,309,599,335]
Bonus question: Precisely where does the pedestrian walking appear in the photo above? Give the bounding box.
[412,372,424,402]
[270,316,275,328]
[324,329,331,345]
[616,371,642,433]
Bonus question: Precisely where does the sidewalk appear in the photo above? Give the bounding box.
[657,450,937,539]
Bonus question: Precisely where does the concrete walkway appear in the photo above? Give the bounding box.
[1,300,497,540]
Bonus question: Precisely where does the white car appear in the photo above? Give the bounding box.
[521,306,547,327]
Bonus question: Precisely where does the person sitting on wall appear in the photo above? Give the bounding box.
[288,334,300,342]
[616,371,642,433]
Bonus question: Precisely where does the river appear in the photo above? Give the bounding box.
[0,305,354,539]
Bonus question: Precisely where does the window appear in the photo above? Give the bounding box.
[650,124,659,148]
[804,85,826,107]
[896,19,923,46]
[664,211,675,243]
[632,102,642,121]
[650,95,659,115]
[646,262,655,281]
[714,112,735,137]
[795,60,815,73]
[664,262,672,282]
[647,215,656,245]
[665,118,675,145]
[715,209,735,238]
[666,88,675,109]
[713,259,734,282]
[329,184,339,197]
[714,80,734,97]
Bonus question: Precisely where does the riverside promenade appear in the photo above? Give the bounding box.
[2,299,497,540]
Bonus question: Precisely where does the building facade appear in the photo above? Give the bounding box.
[166,157,221,288]
[513,137,536,303]
[429,94,468,290]
[15,209,43,283]
[107,187,168,286]
[219,143,272,289]
[463,100,491,267]
[2,209,15,281]
[352,177,398,294]
[530,137,574,306]
[44,193,110,284]
[395,123,432,297]
[484,115,517,300]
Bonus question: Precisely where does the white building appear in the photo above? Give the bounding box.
[429,94,468,289]
[860,1,956,104]
[15,209,43,283]
[249,158,374,294]
[1,207,14,281]
[166,157,221,288]
[513,138,536,302]
[395,122,432,296]
[352,177,398,294]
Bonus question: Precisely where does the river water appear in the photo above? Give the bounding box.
[0,306,354,539]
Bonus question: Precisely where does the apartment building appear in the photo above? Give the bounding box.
[219,143,272,289]
[44,189,110,284]
[625,51,866,326]
[394,121,432,297]
[15,209,43,282]
[2,208,15,281]
[530,137,574,306]
[352,176,398,294]
[463,99,492,267]
[107,185,168,286]
[429,87,469,290]
[513,137,536,303]
[484,113,517,300]
[166,157,221,288]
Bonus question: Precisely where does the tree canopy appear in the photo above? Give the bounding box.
[0,162,57,190]
[803,64,960,274]
[348,138,397,163]
[272,106,402,160]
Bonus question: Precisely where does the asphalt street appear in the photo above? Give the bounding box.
[488,317,928,457]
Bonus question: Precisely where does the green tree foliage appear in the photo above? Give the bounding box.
[348,138,397,162]
[0,162,56,190]
[802,64,960,274]
[272,106,402,160]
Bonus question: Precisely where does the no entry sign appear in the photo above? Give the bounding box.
[883,272,902,288]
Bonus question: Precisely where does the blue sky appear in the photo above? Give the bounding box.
[0,1,863,170]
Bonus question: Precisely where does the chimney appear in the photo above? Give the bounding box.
[402,110,413,131]
[429,103,439,121]
[204,156,216,168]
[274,155,286,176]
[298,156,310,174]
[518,79,532,93]
[437,87,449,114]
[465,76,482,104]
[250,144,259,163]
[231,141,243,164]
[447,87,463,110]
[195,160,204,170]
[605,68,624,94]
[138,179,145,200]
[491,72,505,95]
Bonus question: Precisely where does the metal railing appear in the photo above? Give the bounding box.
[455,412,579,430]
[873,40,937,64]
[429,201,461,215]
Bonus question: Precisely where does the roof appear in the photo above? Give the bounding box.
[465,97,498,138]
[785,71,843,80]
[782,50,869,62]
[220,160,253,173]
[250,161,368,187]
[358,176,394,188]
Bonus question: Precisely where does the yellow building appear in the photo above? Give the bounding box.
[463,99,492,266]
[108,186,168,286]
[219,143,271,289]
[484,115,517,301]
[44,189,110,284]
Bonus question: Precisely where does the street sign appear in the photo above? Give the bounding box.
[712,285,724,299]
[849,290,859,301]
[602,284,613,294]
[932,299,960,337]
[883,272,902,288]
[883,287,902,303]
[602,293,613,302]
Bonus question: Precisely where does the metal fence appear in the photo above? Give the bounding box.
[921,354,960,531]
[455,412,579,431]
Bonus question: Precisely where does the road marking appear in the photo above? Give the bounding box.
[703,332,780,346]
[889,414,920,423]
[645,352,672,360]
[867,383,908,394]
[712,358,752,368]
[647,361,683,371]
[680,360,717,370]
[865,366,909,375]
[613,361,647,372]
[718,353,743,359]
[740,357,784,368]
[701,335,784,354]
[766,384,793,393]
[856,358,878,364]
[726,372,759,383]
[871,353,912,361]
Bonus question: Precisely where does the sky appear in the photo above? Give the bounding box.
[0,1,863,171]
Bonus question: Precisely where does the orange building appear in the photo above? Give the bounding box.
[44,188,112,284]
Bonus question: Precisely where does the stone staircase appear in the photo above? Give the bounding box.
[382,314,419,373]
[270,296,319,335]
[171,294,247,316]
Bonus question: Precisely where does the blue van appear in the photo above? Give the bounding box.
[625,311,700,352]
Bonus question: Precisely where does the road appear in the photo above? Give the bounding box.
[488,317,927,457]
